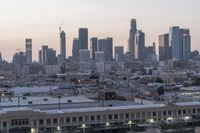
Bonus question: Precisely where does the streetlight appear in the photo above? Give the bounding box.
[128,121,132,130]
[58,96,61,110]
[81,124,86,133]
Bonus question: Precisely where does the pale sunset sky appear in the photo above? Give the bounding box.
[0,0,199,61]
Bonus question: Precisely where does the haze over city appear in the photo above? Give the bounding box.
[0,0,199,61]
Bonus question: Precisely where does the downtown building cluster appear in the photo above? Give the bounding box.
[0,19,196,68]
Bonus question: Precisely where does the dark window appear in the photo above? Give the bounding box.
[108,115,112,120]
[193,109,196,114]
[153,112,157,117]
[39,119,44,125]
[46,119,51,125]
[53,118,57,124]
[183,110,186,114]
[66,117,70,123]
[3,122,7,127]
[79,117,83,122]
[168,110,171,115]
[163,111,166,116]
[97,115,101,121]
[91,116,95,121]
[178,110,182,115]
[72,117,77,122]
[125,113,129,119]
[114,114,118,120]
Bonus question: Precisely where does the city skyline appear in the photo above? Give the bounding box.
[0,0,199,61]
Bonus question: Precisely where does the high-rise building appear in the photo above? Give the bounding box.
[181,34,191,59]
[72,38,79,59]
[25,38,32,64]
[79,28,88,50]
[79,49,90,62]
[0,52,2,63]
[114,46,124,62]
[97,38,113,61]
[135,30,145,60]
[60,30,66,62]
[12,51,26,65]
[159,34,170,61]
[169,26,191,60]
[128,19,137,57]
[90,37,98,60]
[95,51,104,62]
[39,46,57,65]
[145,42,157,61]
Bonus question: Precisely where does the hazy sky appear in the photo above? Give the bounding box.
[0,0,199,61]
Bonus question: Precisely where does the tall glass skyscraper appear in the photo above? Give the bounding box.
[128,19,137,57]
[60,30,66,62]
[25,38,32,64]
[79,28,88,50]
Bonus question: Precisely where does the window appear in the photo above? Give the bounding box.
[193,109,196,114]
[72,117,77,122]
[60,118,64,124]
[108,115,112,120]
[11,119,29,126]
[91,116,95,121]
[79,117,83,122]
[163,111,166,116]
[39,119,44,125]
[53,118,57,124]
[46,119,51,125]
[183,110,186,114]
[114,114,118,120]
[168,110,171,116]
[153,112,157,117]
[3,122,7,128]
[97,115,101,121]
[125,113,129,119]
[66,117,70,123]
[178,110,182,115]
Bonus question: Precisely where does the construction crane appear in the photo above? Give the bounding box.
[59,20,64,33]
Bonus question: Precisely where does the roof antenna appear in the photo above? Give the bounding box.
[59,20,64,33]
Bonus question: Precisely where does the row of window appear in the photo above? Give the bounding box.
[36,108,200,125]
[11,119,29,126]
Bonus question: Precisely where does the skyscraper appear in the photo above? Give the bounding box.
[90,37,98,60]
[159,33,170,61]
[79,28,88,50]
[42,45,49,64]
[97,38,113,61]
[72,38,79,59]
[169,26,180,60]
[128,19,137,57]
[135,30,145,60]
[60,30,66,62]
[114,46,124,62]
[39,46,57,65]
[169,26,191,60]
[0,52,2,62]
[79,49,90,62]
[25,38,32,64]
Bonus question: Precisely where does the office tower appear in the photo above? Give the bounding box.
[181,34,191,59]
[169,26,180,60]
[97,38,113,61]
[47,48,57,65]
[60,30,66,62]
[72,38,79,59]
[128,19,137,57]
[135,30,145,60]
[39,50,42,63]
[42,45,49,64]
[12,51,26,65]
[159,34,170,61]
[79,49,90,62]
[114,46,124,62]
[145,42,157,61]
[25,38,32,64]
[79,28,88,49]
[0,52,2,62]
[39,46,57,65]
[95,51,104,62]
[169,26,191,60]
[90,37,98,60]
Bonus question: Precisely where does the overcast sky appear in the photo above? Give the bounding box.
[0,0,199,61]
